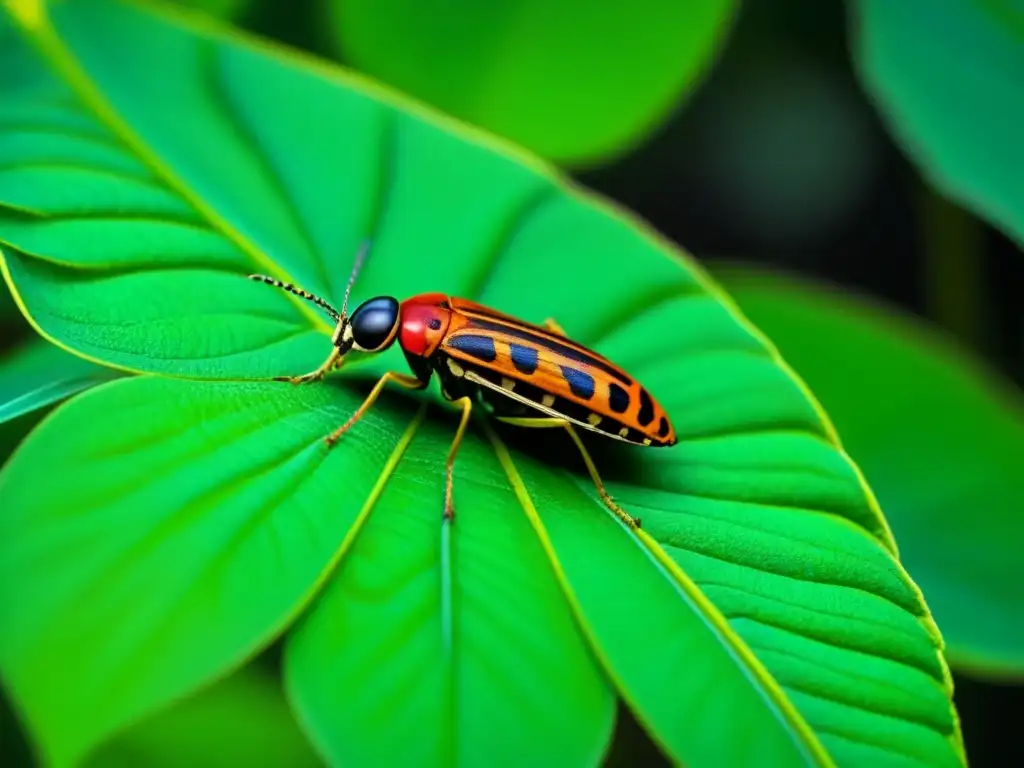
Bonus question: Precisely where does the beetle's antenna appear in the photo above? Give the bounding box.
[341,239,371,316]
[248,275,340,321]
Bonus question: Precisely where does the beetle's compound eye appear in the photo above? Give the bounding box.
[350,296,400,352]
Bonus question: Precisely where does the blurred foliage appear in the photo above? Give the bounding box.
[852,0,1024,248]
[323,0,738,166]
[168,0,250,20]
[88,661,323,768]
[0,0,965,766]
[716,264,1024,677]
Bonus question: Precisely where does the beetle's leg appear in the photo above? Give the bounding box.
[563,423,641,529]
[543,317,568,336]
[275,347,342,385]
[325,371,426,446]
[493,416,642,530]
[443,396,474,521]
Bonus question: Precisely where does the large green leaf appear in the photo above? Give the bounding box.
[714,263,1024,678]
[851,0,1024,245]
[324,0,737,166]
[0,1,963,766]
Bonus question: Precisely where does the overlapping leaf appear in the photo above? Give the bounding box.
[716,263,1024,677]
[0,335,118,426]
[852,0,1024,246]
[0,1,964,766]
[324,0,737,165]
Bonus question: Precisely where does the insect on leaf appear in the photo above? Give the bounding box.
[0,1,965,766]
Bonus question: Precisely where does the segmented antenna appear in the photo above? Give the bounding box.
[247,274,340,321]
[341,239,372,316]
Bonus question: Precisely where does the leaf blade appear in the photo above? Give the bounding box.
[285,414,616,766]
[715,263,1024,677]
[852,0,1024,247]
[0,376,422,765]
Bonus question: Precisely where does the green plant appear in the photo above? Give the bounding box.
[715,264,1024,678]
[0,0,966,766]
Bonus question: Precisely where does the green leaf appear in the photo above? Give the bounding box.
[851,0,1024,246]
[167,0,250,21]
[88,663,323,768]
[714,263,1024,678]
[284,413,615,766]
[323,0,737,166]
[0,335,119,426]
[0,1,964,766]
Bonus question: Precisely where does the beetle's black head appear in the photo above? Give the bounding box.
[336,296,400,354]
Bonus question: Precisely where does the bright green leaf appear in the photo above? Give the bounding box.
[0,1,964,766]
[325,0,737,166]
[714,263,1024,678]
[285,414,615,766]
[0,335,119,426]
[852,0,1024,246]
[88,663,323,768]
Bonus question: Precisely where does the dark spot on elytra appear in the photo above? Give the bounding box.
[608,382,630,413]
[637,389,655,426]
[560,365,595,400]
[428,318,442,330]
[509,343,539,374]
[448,334,497,362]
[657,416,670,437]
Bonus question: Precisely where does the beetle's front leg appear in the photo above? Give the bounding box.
[274,347,342,384]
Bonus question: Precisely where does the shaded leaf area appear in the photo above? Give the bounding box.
[715,263,1024,678]
[324,0,737,166]
[0,335,119,425]
[852,0,1024,246]
[0,2,964,767]
[88,662,323,767]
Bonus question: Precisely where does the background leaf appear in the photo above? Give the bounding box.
[715,263,1024,677]
[851,0,1024,246]
[323,0,738,166]
[0,335,119,426]
[88,661,323,768]
[0,1,964,766]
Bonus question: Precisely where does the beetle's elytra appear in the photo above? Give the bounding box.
[250,242,677,530]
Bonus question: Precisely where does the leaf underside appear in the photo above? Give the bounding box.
[0,1,963,767]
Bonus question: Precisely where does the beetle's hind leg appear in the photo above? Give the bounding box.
[562,422,642,530]
[496,416,641,530]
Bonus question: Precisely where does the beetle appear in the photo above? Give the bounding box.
[250,242,676,530]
